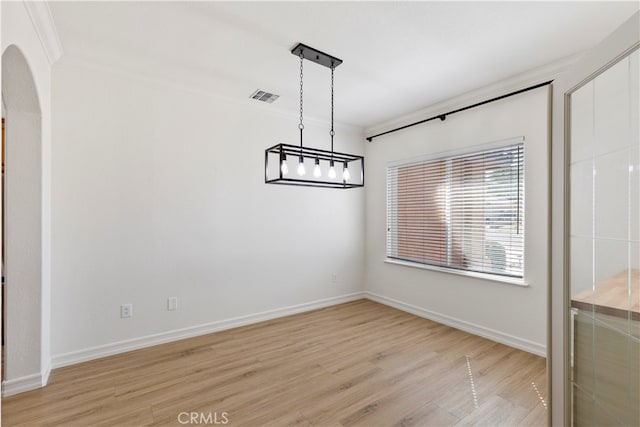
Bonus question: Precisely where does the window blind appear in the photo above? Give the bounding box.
[387,141,524,278]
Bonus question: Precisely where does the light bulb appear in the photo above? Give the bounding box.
[313,158,322,178]
[328,160,337,179]
[343,163,350,181]
[280,157,288,175]
[297,156,306,176]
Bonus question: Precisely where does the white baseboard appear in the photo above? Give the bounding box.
[1,359,52,397]
[365,291,546,357]
[36,290,542,391]
[42,361,51,386]
[2,371,44,397]
[52,292,366,369]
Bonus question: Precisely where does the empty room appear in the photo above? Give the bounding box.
[1,1,639,426]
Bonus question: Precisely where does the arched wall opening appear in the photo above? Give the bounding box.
[1,44,44,394]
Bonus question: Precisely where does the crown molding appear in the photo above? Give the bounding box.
[364,52,582,139]
[23,1,63,66]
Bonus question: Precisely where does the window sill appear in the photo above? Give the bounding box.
[384,258,528,287]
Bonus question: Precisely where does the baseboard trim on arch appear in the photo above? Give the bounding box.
[42,360,51,386]
[1,367,49,397]
[365,291,546,357]
[52,292,366,369]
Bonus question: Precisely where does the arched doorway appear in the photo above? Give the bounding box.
[1,45,44,394]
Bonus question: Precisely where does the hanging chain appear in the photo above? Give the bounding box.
[297,51,305,151]
[330,64,335,153]
[298,52,304,136]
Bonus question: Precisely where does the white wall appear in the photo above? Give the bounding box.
[3,106,41,380]
[51,56,365,363]
[1,0,56,393]
[364,86,549,355]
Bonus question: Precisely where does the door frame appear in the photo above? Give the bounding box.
[550,11,640,426]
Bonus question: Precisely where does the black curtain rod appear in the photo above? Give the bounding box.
[365,80,553,142]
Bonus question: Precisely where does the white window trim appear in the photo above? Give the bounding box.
[384,258,528,287]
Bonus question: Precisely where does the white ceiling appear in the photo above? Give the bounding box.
[49,1,638,129]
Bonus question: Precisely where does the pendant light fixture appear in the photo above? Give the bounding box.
[265,43,364,189]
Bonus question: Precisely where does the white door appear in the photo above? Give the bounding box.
[551,11,639,427]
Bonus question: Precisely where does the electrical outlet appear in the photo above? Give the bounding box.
[121,303,133,318]
[167,297,178,311]
[331,273,338,283]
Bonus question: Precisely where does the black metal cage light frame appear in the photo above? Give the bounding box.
[264,43,364,189]
[265,143,364,189]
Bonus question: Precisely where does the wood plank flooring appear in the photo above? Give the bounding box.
[1,300,547,426]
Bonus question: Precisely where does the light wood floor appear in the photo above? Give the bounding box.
[2,300,547,426]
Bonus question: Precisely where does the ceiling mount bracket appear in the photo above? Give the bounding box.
[291,43,342,69]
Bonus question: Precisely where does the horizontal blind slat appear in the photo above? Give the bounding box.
[387,142,524,278]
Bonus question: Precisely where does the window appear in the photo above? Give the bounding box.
[387,139,524,279]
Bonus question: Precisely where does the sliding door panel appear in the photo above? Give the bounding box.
[569,48,639,427]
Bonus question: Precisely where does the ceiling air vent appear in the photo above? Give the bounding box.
[250,89,279,104]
